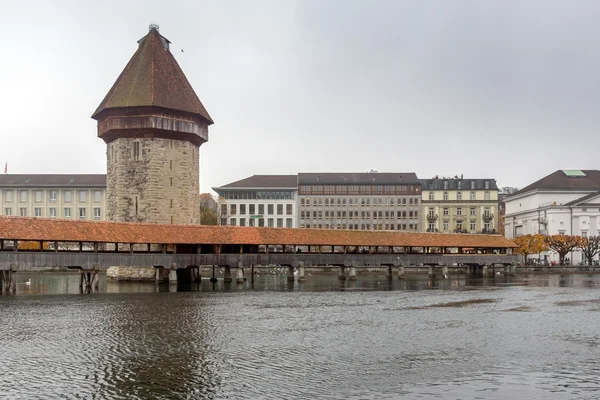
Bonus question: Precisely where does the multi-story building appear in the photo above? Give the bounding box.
[212,175,298,228]
[421,177,499,233]
[0,174,107,221]
[297,172,422,231]
[504,169,600,264]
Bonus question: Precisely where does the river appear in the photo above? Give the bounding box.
[1,273,600,399]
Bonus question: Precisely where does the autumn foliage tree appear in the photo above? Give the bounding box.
[199,193,218,225]
[513,234,549,264]
[545,235,584,265]
[577,236,600,266]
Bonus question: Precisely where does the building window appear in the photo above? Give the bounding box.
[240,218,246,227]
[268,204,274,215]
[484,192,490,201]
[277,218,283,228]
[470,221,476,231]
[457,221,463,231]
[34,191,42,202]
[249,218,255,227]
[64,191,72,202]
[484,222,490,232]
[286,204,292,215]
[94,208,101,219]
[170,177,173,187]
[20,191,27,202]
[4,208,11,216]
[34,208,42,217]
[428,192,434,200]
[443,208,449,216]
[79,191,87,202]
[457,192,462,201]
[50,208,56,218]
[133,141,140,160]
[64,208,71,218]
[277,204,283,215]
[230,204,237,215]
[230,218,236,226]
[485,181,490,189]
[443,192,448,201]
[582,231,588,238]
[443,181,448,189]
[20,208,27,217]
[220,204,227,216]
[470,192,475,201]
[50,190,57,202]
[240,204,246,215]
[470,208,476,216]
[249,204,256,215]
[457,208,462,216]
[258,204,264,215]
[94,191,102,202]
[286,218,293,228]
[471,181,475,190]
[443,221,449,231]
[79,208,86,219]
[258,218,265,227]
[221,218,227,226]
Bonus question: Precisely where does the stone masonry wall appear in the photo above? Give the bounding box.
[106,137,200,224]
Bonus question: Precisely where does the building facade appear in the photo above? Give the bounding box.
[212,175,298,228]
[0,175,106,221]
[92,25,213,225]
[504,170,600,264]
[421,178,499,233]
[297,173,422,231]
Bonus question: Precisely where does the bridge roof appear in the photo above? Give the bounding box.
[0,217,516,248]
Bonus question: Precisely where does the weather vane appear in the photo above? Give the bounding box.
[149,23,159,31]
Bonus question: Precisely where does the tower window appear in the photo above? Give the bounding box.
[170,177,173,186]
[170,160,172,170]
[133,142,140,160]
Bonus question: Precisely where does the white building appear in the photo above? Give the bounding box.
[212,175,298,228]
[0,174,107,221]
[504,169,600,264]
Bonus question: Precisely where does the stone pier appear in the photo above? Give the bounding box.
[428,266,435,279]
[398,266,405,279]
[169,263,177,285]
[338,266,346,280]
[287,266,295,282]
[236,263,245,284]
[224,266,232,283]
[349,266,357,281]
[442,265,448,278]
[297,263,306,282]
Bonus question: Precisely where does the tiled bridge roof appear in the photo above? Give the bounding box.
[0,217,516,249]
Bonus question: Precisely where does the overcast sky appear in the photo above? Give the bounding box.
[1,0,599,193]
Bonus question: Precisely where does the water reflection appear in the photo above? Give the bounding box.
[2,273,600,399]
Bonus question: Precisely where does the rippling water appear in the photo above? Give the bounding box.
[2,273,600,399]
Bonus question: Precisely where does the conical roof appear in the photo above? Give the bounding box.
[92,27,213,124]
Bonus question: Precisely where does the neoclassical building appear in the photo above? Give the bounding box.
[0,174,106,221]
[421,177,499,233]
[92,25,213,225]
[504,169,600,264]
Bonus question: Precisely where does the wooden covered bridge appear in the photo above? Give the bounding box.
[0,216,517,291]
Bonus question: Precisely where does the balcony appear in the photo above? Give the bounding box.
[539,216,548,225]
[427,213,438,222]
[483,213,494,221]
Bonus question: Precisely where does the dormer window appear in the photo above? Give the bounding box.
[443,181,448,190]
[470,181,475,190]
[485,181,490,189]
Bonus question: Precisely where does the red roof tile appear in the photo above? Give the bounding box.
[0,217,516,248]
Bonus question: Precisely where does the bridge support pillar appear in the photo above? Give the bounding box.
[155,267,161,284]
[169,264,178,285]
[387,266,393,280]
[224,266,232,283]
[442,265,448,278]
[210,266,217,283]
[236,263,245,284]
[298,263,306,282]
[338,266,346,280]
[511,265,517,276]
[349,267,357,281]
[92,265,100,289]
[482,265,488,277]
[1,269,15,294]
[428,266,435,279]
[398,266,405,279]
[287,266,295,282]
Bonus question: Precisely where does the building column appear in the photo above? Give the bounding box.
[169,263,178,285]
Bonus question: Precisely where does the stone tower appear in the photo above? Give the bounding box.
[92,25,213,225]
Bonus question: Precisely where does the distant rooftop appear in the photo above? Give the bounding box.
[420,178,498,191]
[0,174,106,187]
[214,175,298,190]
[515,170,600,195]
[298,172,420,185]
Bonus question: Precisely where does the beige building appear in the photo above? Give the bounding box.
[0,174,107,221]
[421,178,499,233]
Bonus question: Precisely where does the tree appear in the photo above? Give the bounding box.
[513,234,548,264]
[199,193,218,225]
[545,235,584,265]
[577,236,600,266]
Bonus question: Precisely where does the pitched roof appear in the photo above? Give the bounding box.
[215,175,298,189]
[0,174,106,187]
[420,178,498,191]
[298,173,420,185]
[565,190,600,206]
[516,170,600,195]
[92,27,213,124]
[0,217,516,248]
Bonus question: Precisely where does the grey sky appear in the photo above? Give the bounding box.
[1,0,599,193]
